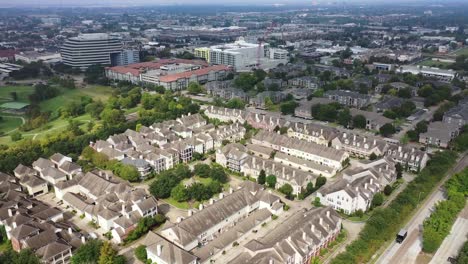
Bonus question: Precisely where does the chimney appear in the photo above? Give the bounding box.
[302,232,307,240]
[311,224,315,232]
[219,193,224,199]
[370,178,373,185]
[398,146,402,152]
[411,147,415,153]
[272,163,275,171]
[287,236,292,242]
[319,217,323,225]
[353,134,356,141]
[12,222,17,229]
[295,123,298,129]
[386,164,389,170]
[293,170,296,177]
[68,227,73,235]
[7,208,12,217]
[177,217,183,223]
[210,198,214,205]
[320,128,323,135]
[363,137,366,143]
[326,210,330,218]
[379,167,382,172]
[199,204,204,210]
[282,167,285,177]
[252,156,256,165]
[373,139,376,145]
[229,187,234,194]
[343,132,347,138]
[364,183,368,189]
[269,259,275,264]
[355,187,359,192]
[81,236,86,244]
[157,244,162,256]
[121,204,126,214]
[188,210,193,216]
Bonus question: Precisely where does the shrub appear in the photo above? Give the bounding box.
[134,245,147,262]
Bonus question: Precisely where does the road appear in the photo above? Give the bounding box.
[375,153,468,264]
[429,205,468,264]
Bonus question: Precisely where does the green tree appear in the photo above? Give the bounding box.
[279,183,294,199]
[100,109,125,126]
[258,170,266,185]
[210,165,228,183]
[395,163,403,179]
[352,115,367,129]
[10,131,22,142]
[266,175,277,188]
[85,101,105,119]
[338,108,352,127]
[315,176,327,189]
[134,245,147,262]
[71,239,103,264]
[280,101,299,115]
[313,197,322,207]
[194,163,211,178]
[0,248,41,264]
[369,152,378,160]
[226,98,246,109]
[98,241,117,264]
[379,123,396,137]
[371,193,384,208]
[187,82,204,94]
[384,185,393,196]
[114,164,140,182]
[355,209,364,218]
[171,184,188,202]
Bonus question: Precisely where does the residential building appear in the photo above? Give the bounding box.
[350,109,393,130]
[419,121,460,148]
[443,99,468,128]
[228,207,341,264]
[287,121,338,146]
[143,232,198,264]
[252,130,348,171]
[316,158,396,214]
[385,145,429,171]
[324,90,371,108]
[289,76,321,89]
[331,131,388,158]
[375,97,405,112]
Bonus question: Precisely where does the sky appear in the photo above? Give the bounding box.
[0,0,461,8]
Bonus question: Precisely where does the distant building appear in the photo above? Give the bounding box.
[324,90,371,108]
[443,100,468,128]
[14,51,62,64]
[419,121,460,148]
[350,109,393,131]
[397,65,456,82]
[61,33,123,68]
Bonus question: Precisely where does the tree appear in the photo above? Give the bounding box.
[100,109,125,126]
[379,123,396,137]
[187,82,204,94]
[280,101,299,115]
[113,164,140,182]
[279,183,294,199]
[98,241,118,264]
[10,131,22,142]
[371,193,384,208]
[258,170,266,185]
[194,163,211,178]
[355,209,364,218]
[338,108,352,127]
[384,185,393,196]
[71,239,103,264]
[234,73,257,91]
[313,197,322,207]
[0,248,41,264]
[226,98,245,109]
[134,245,147,262]
[395,163,403,179]
[352,115,367,129]
[315,176,327,189]
[85,101,105,119]
[266,175,277,188]
[369,153,378,160]
[171,184,188,202]
[210,165,228,183]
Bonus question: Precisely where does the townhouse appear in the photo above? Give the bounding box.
[287,121,338,146]
[57,169,158,243]
[443,99,468,128]
[385,145,429,171]
[316,158,396,214]
[324,90,371,108]
[228,207,341,264]
[331,131,388,158]
[0,176,85,264]
[159,182,282,251]
[252,130,348,171]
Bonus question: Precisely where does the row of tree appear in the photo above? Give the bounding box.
[331,150,458,264]
[71,240,125,264]
[422,168,467,253]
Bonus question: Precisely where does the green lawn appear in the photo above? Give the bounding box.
[417,59,453,68]
[454,47,468,56]
[163,197,200,210]
[0,85,34,103]
[0,116,23,134]
[40,85,113,114]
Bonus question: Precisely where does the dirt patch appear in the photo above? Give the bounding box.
[416,252,432,264]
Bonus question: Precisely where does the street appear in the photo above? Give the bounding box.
[375,154,468,264]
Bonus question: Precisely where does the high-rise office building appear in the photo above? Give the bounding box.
[61,33,123,69]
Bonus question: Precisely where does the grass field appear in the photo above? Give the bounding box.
[40,85,113,114]
[0,116,23,134]
[454,47,468,56]
[417,59,453,68]
[0,85,34,103]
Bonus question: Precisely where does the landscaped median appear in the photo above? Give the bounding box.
[331,150,458,264]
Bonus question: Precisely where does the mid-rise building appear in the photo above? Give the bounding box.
[61,33,123,68]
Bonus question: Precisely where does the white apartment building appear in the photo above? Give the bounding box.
[397,65,456,82]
